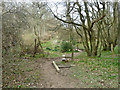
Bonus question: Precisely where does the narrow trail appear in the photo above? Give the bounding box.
[38,59,79,88]
[37,52,84,88]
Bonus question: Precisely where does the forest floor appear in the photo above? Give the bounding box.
[37,52,84,88]
[24,52,85,88]
[2,50,118,88]
[3,52,86,88]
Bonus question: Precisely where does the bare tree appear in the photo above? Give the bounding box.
[50,0,106,57]
[101,2,118,51]
[2,1,62,57]
[2,2,30,56]
[66,0,74,60]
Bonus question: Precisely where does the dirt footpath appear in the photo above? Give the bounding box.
[37,58,82,88]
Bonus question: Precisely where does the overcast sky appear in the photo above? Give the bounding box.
[3,0,120,2]
[2,0,120,18]
[2,0,119,26]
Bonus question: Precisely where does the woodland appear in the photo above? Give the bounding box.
[1,0,120,88]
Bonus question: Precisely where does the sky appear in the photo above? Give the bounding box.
[2,0,120,20]
[2,0,119,28]
[3,0,120,2]
[3,0,64,3]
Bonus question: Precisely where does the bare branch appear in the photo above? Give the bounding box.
[52,12,88,30]
[89,14,106,31]
[74,26,82,38]
[68,2,77,14]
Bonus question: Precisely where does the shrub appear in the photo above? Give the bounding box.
[72,40,76,45]
[54,46,60,51]
[61,41,72,52]
[46,47,52,50]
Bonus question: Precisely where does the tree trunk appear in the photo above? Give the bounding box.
[33,38,37,57]
[118,2,120,54]
[37,37,45,57]
[66,0,74,60]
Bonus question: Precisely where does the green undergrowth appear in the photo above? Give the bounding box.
[69,46,119,88]
[2,57,44,88]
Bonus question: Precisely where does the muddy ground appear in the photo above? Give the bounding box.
[37,58,83,88]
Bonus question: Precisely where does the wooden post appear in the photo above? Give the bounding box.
[71,44,74,61]
[77,44,79,49]
[33,39,37,57]
[52,61,60,72]
[111,44,114,62]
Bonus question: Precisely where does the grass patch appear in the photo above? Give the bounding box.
[69,46,118,88]
[45,51,63,58]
